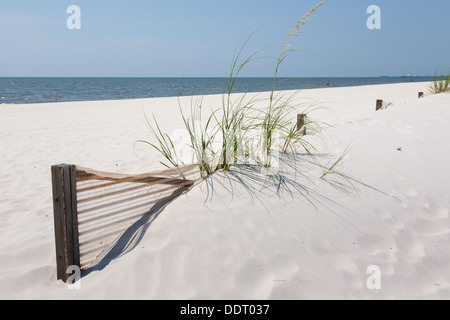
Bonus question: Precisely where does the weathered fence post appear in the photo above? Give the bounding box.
[376,99,383,111]
[418,92,424,98]
[297,114,307,136]
[51,164,80,282]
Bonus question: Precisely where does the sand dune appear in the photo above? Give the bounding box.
[0,82,449,299]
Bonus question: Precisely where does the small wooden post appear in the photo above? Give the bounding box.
[376,99,383,111]
[51,164,80,282]
[297,114,307,136]
[418,92,424,98]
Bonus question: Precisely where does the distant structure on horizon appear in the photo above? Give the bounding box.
[381,75,422,78]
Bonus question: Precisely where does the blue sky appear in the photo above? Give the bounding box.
[0,0,449,77]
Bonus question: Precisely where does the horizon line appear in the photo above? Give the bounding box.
[0,75,434,79]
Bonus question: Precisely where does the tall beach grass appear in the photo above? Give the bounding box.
[430,74,450,94]
[139,0,329,178]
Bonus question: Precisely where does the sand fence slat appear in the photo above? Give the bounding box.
[76,164,197,182]
[77,179,194,209]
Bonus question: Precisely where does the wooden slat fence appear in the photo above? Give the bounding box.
[52,164,199,282]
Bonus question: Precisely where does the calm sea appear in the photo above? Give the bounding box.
[0,77,433,105]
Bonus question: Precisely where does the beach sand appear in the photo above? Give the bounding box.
[1,82,449,299]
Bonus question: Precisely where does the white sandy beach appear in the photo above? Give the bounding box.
[1,82,449,300]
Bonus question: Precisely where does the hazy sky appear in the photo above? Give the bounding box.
[0,0,449,77]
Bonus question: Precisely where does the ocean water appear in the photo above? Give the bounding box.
[0,77,433,105]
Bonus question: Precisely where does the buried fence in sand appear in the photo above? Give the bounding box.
[51,163,200,282]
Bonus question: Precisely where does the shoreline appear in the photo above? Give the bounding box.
[0,79,433,107]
